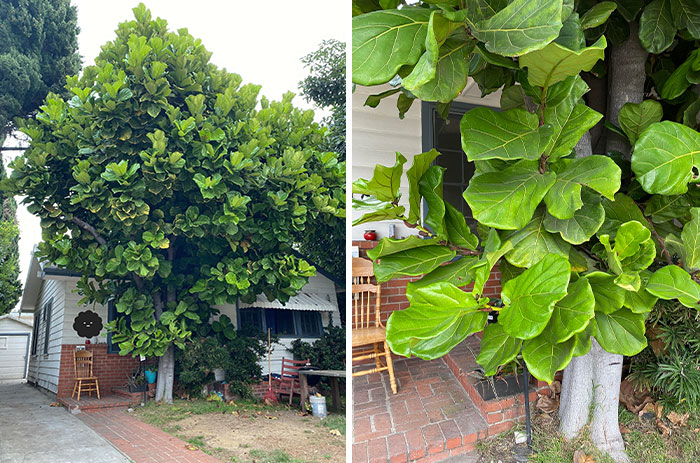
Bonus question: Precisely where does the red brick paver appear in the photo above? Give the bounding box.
[77,407,219,463]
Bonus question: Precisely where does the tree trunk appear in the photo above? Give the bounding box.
[559,22,647,463]
[156,345,175,403]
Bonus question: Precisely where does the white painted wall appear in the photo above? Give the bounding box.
[351,80,501,240]
[61,280,110,345]
[26,279,65,393]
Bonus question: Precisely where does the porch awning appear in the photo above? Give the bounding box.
[239,291,336,312]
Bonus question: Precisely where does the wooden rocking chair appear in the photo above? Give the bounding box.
[72,349,100,401]
[271,357,309,405]
[351,257,397,394]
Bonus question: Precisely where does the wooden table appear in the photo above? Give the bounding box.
[298,369,345,412]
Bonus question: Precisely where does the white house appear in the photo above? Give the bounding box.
[0,314,33,380]
[352,79,500,241]
[18,247,341,396]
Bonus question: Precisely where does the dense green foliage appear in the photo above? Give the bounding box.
[352,0,700,385]
[0,0,80,137]
[629,300,700,407]
[0,158,20,315]
[290,323,346,371]
[4,3,345,374]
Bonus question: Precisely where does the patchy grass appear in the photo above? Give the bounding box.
[318,414,346,435]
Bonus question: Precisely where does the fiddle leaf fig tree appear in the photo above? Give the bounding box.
[353,1,700,461]
[5,4,344,403]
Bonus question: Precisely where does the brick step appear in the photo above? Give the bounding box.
[443,336,542,437]
[58,393,139,412]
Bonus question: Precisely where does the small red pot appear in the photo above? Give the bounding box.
[364,230,377,241]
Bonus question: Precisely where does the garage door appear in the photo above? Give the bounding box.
[0,334,29,379]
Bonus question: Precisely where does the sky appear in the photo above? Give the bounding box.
[4,0,347,312]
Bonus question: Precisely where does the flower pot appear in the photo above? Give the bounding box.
[145,370,157,384]
[128,383,147,393]
[363,230,377,241]
[214,368,226,382]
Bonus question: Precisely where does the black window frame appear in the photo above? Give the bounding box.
[30,308,41,356]
[42,299,53,355]
[107,299,118,354]
[238,308,323,338]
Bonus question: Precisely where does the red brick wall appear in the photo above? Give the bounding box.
[57,344,140,398]
[352,240,503,329]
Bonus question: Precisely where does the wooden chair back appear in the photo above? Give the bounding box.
[352,257,382,329]
[74,349,94,379]
[278,357,308,386]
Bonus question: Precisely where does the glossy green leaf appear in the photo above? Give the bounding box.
[523,331,576,383]
[594,308,647,356]
[581,2,617,30]
[547,278,596,343]
[473,230,515,294]
[406,149,441,223]
[460,107,552,162]
[616,0,645,21]
[572,324,593,356]
[599,193,651,239]
[352,197,406,226]
[670,0,700,39]
[660,51,698,100]
[464,160,556,230]
[419,165,447,239]
[647,265,700,309]
[352,8,432,85]
[599,220,656,274]
[585,271,626,314]
[544,198,605,245]
[500,254,571,339]
[476,323,522,376]
[682,207,700,270]
[555,13,585,51]
[407,256,478,290]
[638,0,676,54]
[544,156,621,220]
[403,11,458,91]
[624,280,658,314]
[445,202,479,249]
[373,245,456,283]
[469,0,564,57]
[631,121,700,195]
[645,194,691,223]
[618,100,663,144]
[502,208,571,267]
[366,235,436,260]
[520,36,606,89]
[386,282,488,359]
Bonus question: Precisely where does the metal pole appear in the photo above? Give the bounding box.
[522,361,532,446]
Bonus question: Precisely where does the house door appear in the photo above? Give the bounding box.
[0,333,30,379]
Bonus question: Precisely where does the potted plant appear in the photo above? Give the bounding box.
[126,370,147,392]
[145,362,157,385]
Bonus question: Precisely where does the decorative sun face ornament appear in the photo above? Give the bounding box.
[73,310,104,338]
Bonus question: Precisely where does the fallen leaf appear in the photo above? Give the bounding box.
[329,429,341,436]
[639,402,656,418]
[185,445,199,451]
[667,411,689,427]
[549,380,561,396]
[654,403,664,419]
[231,410,239,415]
[536,396,558,414]
[656,419,671,436]
[49,402,61,407]
[573,449,596,463]
[264,415,278,420]
[620,379,653,414]
[619,423,631,434]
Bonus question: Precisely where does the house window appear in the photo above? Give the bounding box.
[30,309,40,355]
[422,102,480,231]
[239,309,322,338]
[43,299,53,355]
[0,337,7,350]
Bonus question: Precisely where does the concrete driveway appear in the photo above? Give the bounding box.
[0,380,129,463]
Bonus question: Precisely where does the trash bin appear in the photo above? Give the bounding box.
[309,395,327,418]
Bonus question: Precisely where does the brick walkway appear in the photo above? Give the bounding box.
[353,357,485,463]
[77,407,220,463]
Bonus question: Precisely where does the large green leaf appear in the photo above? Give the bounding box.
[647,265,700,309]
[682,207,700,270]
[500,254,571,339]
[419,165,447,239]
[407,256,478,290]
[464,160,556,230]
[544,156,621,219]
[445,202,479,249]
[502,208,571,267]
[352,8,432,85]
[624,283,658,314]
[406,149,441,223]
[476,323,522,376]
[544,197,605,245]
[599,220,656,274]
[594,308,647,356]
[522,331,576,383]
[599,193,651,239]
[386,282,488,359]
[631,121,700,195]
[618,100,663,144]
[580,2,617,29]
[671,0,700,39]
[373,245,456,283]
[403,11,458,91]
[520,36,606,89]
[547,278,596,343]
[555,13,585,51]
[616,0,645,21]
[660,51,699,100]
[460,107,552,162]
[542,77,603,161]
[353,152,407,201]
[468,0,564,57]
[352,197,406,226]
[645,194,691,224]
[638,0,676,54]
[585,271,626,314]
[473,229,515,294]
[366,235,436,260]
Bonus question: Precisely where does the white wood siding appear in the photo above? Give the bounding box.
[352,81,501,240]
[61,280,110,345]
[26,279,65,393]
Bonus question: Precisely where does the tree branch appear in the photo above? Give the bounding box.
[70,217,107,246]
[645,217,673,265]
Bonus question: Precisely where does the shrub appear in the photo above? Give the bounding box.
[176,337,229,398]
[628,300,700,407]
[290,322,345,371]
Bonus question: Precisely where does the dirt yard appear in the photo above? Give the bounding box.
[133,399,345,463]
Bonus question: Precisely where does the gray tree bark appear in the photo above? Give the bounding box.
[153,290,175,404]
[559,22,647,463]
